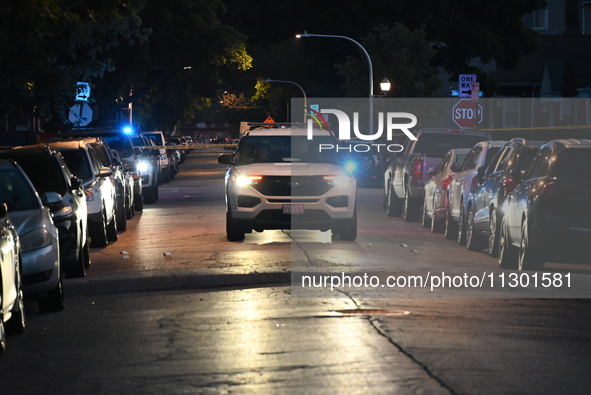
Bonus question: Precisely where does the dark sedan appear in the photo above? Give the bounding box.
[498,139,591,270]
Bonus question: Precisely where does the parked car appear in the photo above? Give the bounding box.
[67,129,145,211]
[217,126,357,241]
[445,140,506,244]
[421,148,470,232]
[0,145,90,277]
[0,160,63,312]
[143,131,171,183]
[166,146,179,180]
[463,139,543,255]
[499,139,591,270]
[74,136,135,231]
[384,128,491,221]
[50,140,118,248]
[166,137,187,164]
[128,132,160,203]
[0,202,26,350]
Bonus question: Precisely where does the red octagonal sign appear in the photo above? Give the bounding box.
[452,99,483,129]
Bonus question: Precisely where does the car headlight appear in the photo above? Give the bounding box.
[233,175,262,186]
[20,227,52,252]
[137,160,150,174]
[324,174,354,187]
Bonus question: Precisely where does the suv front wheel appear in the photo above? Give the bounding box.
[226,210,245,242]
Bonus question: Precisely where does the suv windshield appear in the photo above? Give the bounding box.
[235,135,341,164]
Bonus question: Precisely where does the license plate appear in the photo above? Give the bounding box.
[283,204,304,215]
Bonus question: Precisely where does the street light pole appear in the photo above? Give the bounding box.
[296,31,389,136]
[262,79,307,123]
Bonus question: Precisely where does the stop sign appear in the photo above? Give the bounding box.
[452,99,483,129]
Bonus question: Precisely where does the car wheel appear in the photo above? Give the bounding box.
[402,188,419,222]
[339,207,358,241]
[162,168,170,183]
[444,201,457,240]
[226,210,245,242]
[135,192,144,211]
[5,261,25,335]
[431,197,445,233]
[466,205,485,252]
[143,186,157,204]
[518,219,545,271]
[457,202,466,246]
[106,212,118,242]
[498,217,518,269]
[66,241,87,278]
[0,306,5,353]
[90,211,108,248]
[386,183,402,217]
[116,196,127,232]
[421,198,430,228]
[488,208,500,258]
[38,273,65,313]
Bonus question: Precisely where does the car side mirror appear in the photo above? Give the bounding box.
[428,167,436,175]
[42,192,63,205]
[0,202,7,218]
[97,167,113,178]
[133,146,143,156]
[70,176,83,190]
[218,154,233,165]
[450,163,459,172]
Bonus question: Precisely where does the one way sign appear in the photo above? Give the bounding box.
[459,74,477,98]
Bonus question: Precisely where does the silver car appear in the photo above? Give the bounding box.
[0,160,63,313]
[0,202,26,352]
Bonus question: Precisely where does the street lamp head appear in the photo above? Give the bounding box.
[380,77,391,93]
[296,31,310,38]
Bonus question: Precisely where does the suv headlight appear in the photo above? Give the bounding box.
[323,174,353,187]
[137,160,150,174]
[20,227,52,252]
[233,175,262,186]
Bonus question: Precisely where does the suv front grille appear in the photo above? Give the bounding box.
[252,176,332,196]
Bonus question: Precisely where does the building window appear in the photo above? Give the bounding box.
[582,2,591,34]
[526,8,548,30]
[503,99,521,128]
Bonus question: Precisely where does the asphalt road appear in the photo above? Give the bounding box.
[1,148,591,394]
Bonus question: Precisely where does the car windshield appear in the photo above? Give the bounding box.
[10,156,68,196]
[59,150,94,182]
[102,135,134,157]
[413,134,488,156]
[235,135,341,164]
[0,167,40,212]
[552,149,591,182]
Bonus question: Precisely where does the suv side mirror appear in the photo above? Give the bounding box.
[450,163,459,172]
[218,154,233,165]
[133,146,143,156]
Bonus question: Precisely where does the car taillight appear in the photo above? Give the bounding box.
[412,160,423,180]
[503,178,518,194]
[441,175,454,191]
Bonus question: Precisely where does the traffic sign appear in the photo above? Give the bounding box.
[459,74,477,97]
[452,99,482,129]
[69,103,93,127]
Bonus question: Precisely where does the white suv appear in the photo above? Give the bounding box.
[218,127,358,241]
